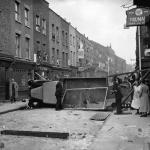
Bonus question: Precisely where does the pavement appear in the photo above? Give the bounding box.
[89,109,150,150]
[0,100,28,115]
[1,101,150,149]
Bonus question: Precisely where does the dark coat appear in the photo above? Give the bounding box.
[55,81,63,97]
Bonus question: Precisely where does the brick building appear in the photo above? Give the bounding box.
[32,0,49,78]
[136,25,150,69]
[0,0,35,100]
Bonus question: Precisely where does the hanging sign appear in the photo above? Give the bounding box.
[126,8,150,27]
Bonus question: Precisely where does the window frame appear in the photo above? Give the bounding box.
[35,15,40,32]
[42,19,46,35]
[15,1,21,22]
[15,33,21,57]
[25,37,30,59]
[24,7,30,27]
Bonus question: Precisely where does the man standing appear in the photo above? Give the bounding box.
[55,78,63,110]
[112,76,123,114]
[9,78,18,103]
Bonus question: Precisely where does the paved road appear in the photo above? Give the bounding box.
[89,110,150,150]
[0,108,105,150]
[1,101,150,150]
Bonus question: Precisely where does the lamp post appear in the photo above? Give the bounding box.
[107,57,110,85]
[107,57,110,76]
[138,26,141,71]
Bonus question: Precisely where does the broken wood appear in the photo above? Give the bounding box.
[1,130,69,139]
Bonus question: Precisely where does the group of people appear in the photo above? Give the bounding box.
[131,79,150,117]
[112,72,150,117]
[9,78,18,103]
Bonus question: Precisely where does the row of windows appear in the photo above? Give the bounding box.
[15,1,30,28]
[70,34,76,47]
[15,1,46,35]
[51,48,68,66]
[52,24,59,43]
[36,16,46,35]
[62,31,68,48]
[14,1,89,67]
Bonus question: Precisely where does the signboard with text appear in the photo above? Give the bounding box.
[126,8,150,27]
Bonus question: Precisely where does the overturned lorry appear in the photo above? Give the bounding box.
[27,77,109,110]
[27,69,149,110]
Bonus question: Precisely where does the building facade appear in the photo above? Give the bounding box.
[60,18,69,68]
[48,9,71,79]
[0,0,129,100]
[33,0,49,78]
[69,24,76,67]
[0,0,35,100]
[136,25,150,69]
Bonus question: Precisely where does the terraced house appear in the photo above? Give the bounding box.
[0,0,130,101]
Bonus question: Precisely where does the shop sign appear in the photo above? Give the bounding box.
[78,67,85,72]
[38,66,48,71]
[126,8,150,26]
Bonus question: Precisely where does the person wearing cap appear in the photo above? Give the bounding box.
[55,77,63,110]
[112,76,123,114]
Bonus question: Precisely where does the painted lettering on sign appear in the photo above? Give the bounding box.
[129,16,145,22]
[126,8,150,26]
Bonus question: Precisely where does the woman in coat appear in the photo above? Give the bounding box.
[131,80,140,114]
[139,80,150,117]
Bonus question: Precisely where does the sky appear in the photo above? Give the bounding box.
[48,0,136,64]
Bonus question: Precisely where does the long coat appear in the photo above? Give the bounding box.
[9,81,19,99]
[55,81,63,98]
[131,85,140,109]
[139,83,150,113]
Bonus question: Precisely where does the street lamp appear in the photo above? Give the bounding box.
[107,57,110,76]
[137,26,141,71]
[107,57,110,85]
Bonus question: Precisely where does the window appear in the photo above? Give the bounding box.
[73,36,75,47]
[57,49,59,59]
[73,52,76,65]
[71,51,72,65]
[42,19,46,35]
[43,44,48,62]
[36,41,40,52]
[36,41,41,62]
[52,24,55,40]
[62,31,65,46]
[25,8,29,27]
[62,52,65,66]
[70,34,72,45]
[66,53,68,66]
[56,27,59,43]
[15,1,20,22]
[25,37,30,59]
[65,32,68,47]
[36,15,40,32]
[52,48,55,64]
[56,49,59,65]
[15,33,21,57]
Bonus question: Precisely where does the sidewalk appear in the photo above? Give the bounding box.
[89,110,150,150]
[0,101,28,115]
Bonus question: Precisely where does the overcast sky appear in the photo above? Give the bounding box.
[48,0,136,64]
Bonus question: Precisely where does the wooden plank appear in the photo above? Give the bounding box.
[1,130,69,139]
